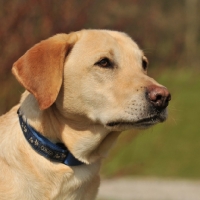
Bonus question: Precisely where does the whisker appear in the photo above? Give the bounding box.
[168,106,182,112]
[170,116,178,125]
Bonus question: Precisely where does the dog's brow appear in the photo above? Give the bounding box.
[142,56,149,63]
[109,49,114,56]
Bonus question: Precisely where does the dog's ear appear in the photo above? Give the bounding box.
[12,33,77,110]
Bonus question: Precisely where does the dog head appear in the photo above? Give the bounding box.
[12,30,171,132]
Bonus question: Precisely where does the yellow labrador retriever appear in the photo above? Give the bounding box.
[0,30,171,200]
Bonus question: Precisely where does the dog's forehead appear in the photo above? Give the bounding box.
[107,30,143,59]
[75,30,143,59]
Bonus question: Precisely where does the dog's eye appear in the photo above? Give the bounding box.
[142,57,148,71]
[95,58,112,68]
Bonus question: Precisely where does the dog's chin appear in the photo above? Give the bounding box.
[106,112,168,131]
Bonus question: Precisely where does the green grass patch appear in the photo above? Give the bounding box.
[101,68,200,179]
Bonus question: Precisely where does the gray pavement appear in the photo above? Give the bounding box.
[97,178,200,200]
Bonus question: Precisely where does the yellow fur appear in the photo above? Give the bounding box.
[0,30,169,199]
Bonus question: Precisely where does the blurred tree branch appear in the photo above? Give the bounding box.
[185,0,199,66]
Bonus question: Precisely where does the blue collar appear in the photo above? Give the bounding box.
[17,109,84,166]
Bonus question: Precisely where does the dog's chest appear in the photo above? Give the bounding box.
[48,163,100,200]
[53,179,88,200]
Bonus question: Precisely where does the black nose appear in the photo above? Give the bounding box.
[147,85,171,109]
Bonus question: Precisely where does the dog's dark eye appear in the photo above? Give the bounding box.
[95,58,112,68]
[142,57,148,71]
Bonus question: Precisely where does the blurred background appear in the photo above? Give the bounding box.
[1,0,200,199]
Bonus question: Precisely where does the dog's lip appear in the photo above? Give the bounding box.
[106,115,165,127]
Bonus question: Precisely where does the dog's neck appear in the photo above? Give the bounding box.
[19,91,121,164]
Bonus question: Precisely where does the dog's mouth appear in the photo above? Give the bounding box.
[106,114,166,129]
